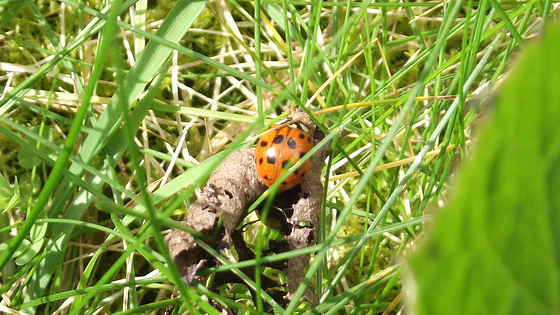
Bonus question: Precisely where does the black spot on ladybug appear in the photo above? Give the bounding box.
[299,152,306,159]
[260,141,268,147]
[281,181,287,185]
[307,136,311,143]
[267,155,276,164]
[266,148,277,164]
[298,133,305,139]
[258,157,263,164]
[264,175,270,179]
[294,168,299,175]
[299,171,306,179]
[282,160,289,169]
[287,138,297,149]
[273,135,285,144]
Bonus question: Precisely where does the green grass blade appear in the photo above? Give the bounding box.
[408,21,560,315]
[0,0,122,279]
[0,1,134,114]
[0,1,552,313]
[22,1,209,310]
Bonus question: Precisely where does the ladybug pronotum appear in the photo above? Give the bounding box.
[255,124,313,190]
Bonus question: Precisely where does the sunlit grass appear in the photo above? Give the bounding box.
[0,1,556,314]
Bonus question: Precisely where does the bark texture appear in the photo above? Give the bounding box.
[166,110,328,308]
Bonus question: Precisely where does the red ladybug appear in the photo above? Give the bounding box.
[255,124,313,190]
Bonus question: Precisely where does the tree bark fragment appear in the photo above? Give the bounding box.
[166,111,328,308]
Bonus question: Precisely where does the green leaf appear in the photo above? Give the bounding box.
[17,149,40,169]
[17,126,55,169]
[0,239,31,258]
[0,171,12,191]
[15,239,43,266]
[0,173,20,212]
[30,213,47,242]
[407,23,560,314]
[18,173,42,198]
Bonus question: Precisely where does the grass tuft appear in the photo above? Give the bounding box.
[0,1,556,314]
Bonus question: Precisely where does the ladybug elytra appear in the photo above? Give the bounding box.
[255,124,313,190]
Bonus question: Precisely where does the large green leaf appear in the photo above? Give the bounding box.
[407,23,560,314]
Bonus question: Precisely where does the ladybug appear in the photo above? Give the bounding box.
[255,124,313,190]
